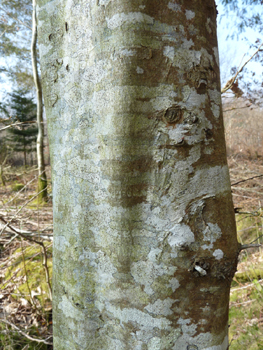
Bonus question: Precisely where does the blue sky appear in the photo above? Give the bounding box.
[0,2,262,100]
[217,0,263,87]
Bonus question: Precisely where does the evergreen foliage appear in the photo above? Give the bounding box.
[5,90,38,166]
[0,0,33,89]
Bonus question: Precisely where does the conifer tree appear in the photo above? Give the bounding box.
[6,90,37,166]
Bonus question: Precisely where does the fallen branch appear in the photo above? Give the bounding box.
[0,216,53,301]
[0,318,52,345]
[0,186,48,236]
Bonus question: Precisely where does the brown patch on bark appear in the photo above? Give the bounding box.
[168,263,234,337]
[108,183,149,207]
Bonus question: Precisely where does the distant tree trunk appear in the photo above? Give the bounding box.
[37,0,239,349]
[32,0,47,202]
[23,133,27,167]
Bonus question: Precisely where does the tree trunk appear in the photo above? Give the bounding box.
[37,0,239,349]
[23,133,27,167]
[32,0,48,202]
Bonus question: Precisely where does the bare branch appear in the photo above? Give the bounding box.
[0,216,44,245]
[0,28,7,38]
[223,105,254,113]
[0,6,32,30]
[221,42,263,94]
[0,120,37,131]
[239,243,262,251]
[231,174,263,186]
[0,318,52,345]
[0,185,48,237]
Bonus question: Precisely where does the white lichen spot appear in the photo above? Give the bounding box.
[200,286,220,293]
[149,95,174,112]
[177,318,197,336]
[203,223,222,244]
[213,47,220,67]
[182,38,194,50]
[38,43,53,56]
[185,87,206,109]
[170,90,177,98]
[136,66,144,74]
[201,305,211,313]
[199,319,208,325]
[139,5,146,9]
[168,2,182,12]
[168,224,195,247]
[131,261,176,295]
[206,18,212,34]
[148,248,162,262]
[208,89,221,104]
[58,295,84,321]
[56,235,70,252]
[191,165,230,199]
[203,147,214,155]
[163,45,175,61]
[105,304,172,330]
[144,298,174,316]
[111,49,136,60]
[213,249,224,260]
[169,277,180,292]
[211,102,220,119]
[106,12,154,30]
[185,10,195,20]
[203,335,229,350]
[97,0,111,6]
[147,337,161,350]
[176,320,228,349]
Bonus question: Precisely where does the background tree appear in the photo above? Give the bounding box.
[37,0,238,349]
[0,0,48,201]
[4,90,37,167]
[0,0,33,89]
[218,0,263,104]
[32,0,47,201]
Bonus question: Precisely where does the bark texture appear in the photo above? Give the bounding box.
[32,0,48,202]
[36,0,239,349]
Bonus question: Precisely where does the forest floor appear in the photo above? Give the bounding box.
[0,155,263,349]
[0,166,53,350]
[227,155,263,350]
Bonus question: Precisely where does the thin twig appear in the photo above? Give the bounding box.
[231,279,263,294]
[0,216,53,301]
[0,6,32,30]
[249,234,263,245]
[223,105,254,112]
[0,28,7,38]
[0,120,37,131]
[0,186,48,236]
[230,299,256,307]
[0,318,52,345]
[239,243,262,251]
[0,216,44,245]
[231,174,263,186]
[232,186,263,195]
[221,43,263,94]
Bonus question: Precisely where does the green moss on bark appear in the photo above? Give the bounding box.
[38,173,48,203]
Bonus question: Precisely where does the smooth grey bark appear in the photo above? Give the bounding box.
[36,0,239,349]
[31,0,47,201]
